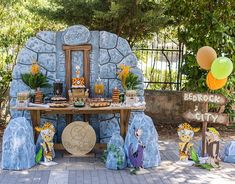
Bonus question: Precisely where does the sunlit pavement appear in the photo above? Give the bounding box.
[0,138,235,184]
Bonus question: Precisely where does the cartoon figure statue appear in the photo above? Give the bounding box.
[128,128,145,174]
[206,127,220,168]
[35,122,55,163]
[177,123,200,161]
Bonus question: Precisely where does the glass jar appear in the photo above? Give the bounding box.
[94,77,104,97]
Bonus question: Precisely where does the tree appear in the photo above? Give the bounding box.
[35,0,168,46]
[0,0,63,123]
[164,0,235,113]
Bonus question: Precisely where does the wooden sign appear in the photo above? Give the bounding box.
[182,91,228,157]
[183,92,227,105]
[183,111,229,126]
[62,121,96,156]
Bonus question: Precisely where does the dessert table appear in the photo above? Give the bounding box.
[12,105,145,151]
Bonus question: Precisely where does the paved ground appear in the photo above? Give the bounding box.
[0,138,235,184]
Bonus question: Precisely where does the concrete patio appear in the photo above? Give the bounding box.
[0,137,235,184]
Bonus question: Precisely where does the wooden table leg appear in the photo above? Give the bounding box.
[124,110,131,138]
[120,110,131,139]
[30,110,41,143]
[66,114,73,124]
[120,110,125,138]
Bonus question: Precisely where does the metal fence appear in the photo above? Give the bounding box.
[133,36,184,91]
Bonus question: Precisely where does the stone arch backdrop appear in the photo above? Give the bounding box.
[10,25,145,143]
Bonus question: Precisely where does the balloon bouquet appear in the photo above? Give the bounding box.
[196,46,233,90]
[189,46,233,170]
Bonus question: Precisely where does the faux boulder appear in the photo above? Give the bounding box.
[1,117,35,170]
[106,133,127,170]
[125,113,161,168]
[221,141,235,163]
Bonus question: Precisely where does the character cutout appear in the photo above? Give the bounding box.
[35,122,55,163]
[177,123,200,161]
[206,127,220,168]
[128,128,146,174]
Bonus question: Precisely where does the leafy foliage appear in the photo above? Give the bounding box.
[164,0,235,115]
[35,0,168,46]
[126,73,142,90]
[21,73,51,90]
[0,0,64,97]
[0,0,64,122]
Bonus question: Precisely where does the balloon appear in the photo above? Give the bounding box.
[196,46,217,70]
[211,57,233,79]
[206,71,227,90]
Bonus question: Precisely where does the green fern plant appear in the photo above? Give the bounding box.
[21,73,51,89]
[125,73,141,90]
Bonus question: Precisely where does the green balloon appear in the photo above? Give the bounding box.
[211,57,233,79]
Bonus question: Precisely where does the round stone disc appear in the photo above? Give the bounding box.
[62,121,96,156]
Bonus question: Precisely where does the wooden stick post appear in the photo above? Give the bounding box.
[202,102,208,157]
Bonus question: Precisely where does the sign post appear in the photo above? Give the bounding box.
[183,92,229,157]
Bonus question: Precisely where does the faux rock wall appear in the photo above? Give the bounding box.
[10,25,144,143]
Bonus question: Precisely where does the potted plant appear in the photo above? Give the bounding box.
[117,64,141,105]
[21,61,51,103]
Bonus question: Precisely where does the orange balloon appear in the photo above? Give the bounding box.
[206,71,227,90]
[196,46,217,70]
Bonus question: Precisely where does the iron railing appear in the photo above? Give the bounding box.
[133,36,184,91]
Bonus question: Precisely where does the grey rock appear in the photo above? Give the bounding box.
[88,31,100,49]
[117,37,132,56]
[47,71,56,80]
[130,67,144,82]
[36,31,56,45]
[40,67,47,76]
[90,50,100,82]
[119,53,138,67]
[63,25,90,45]
[10,79,30,98]
[12,64,31,79]
[1,117,35,170]
[100,49,110,65]
[108,48,123,64]
[100,31,117,49]
[99,117,120,143]
[16,48,37,65]
[71,51,83,76]
[26,37,56,53]
[108,79,124,96]
[10,110,24,119]
[10,98,16,107]
[38,53,56,72]
[23,110,31,120]
[57,51,65,64]
[125,113,161,168]
[100,63,116,79]
[106,133,127,170]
